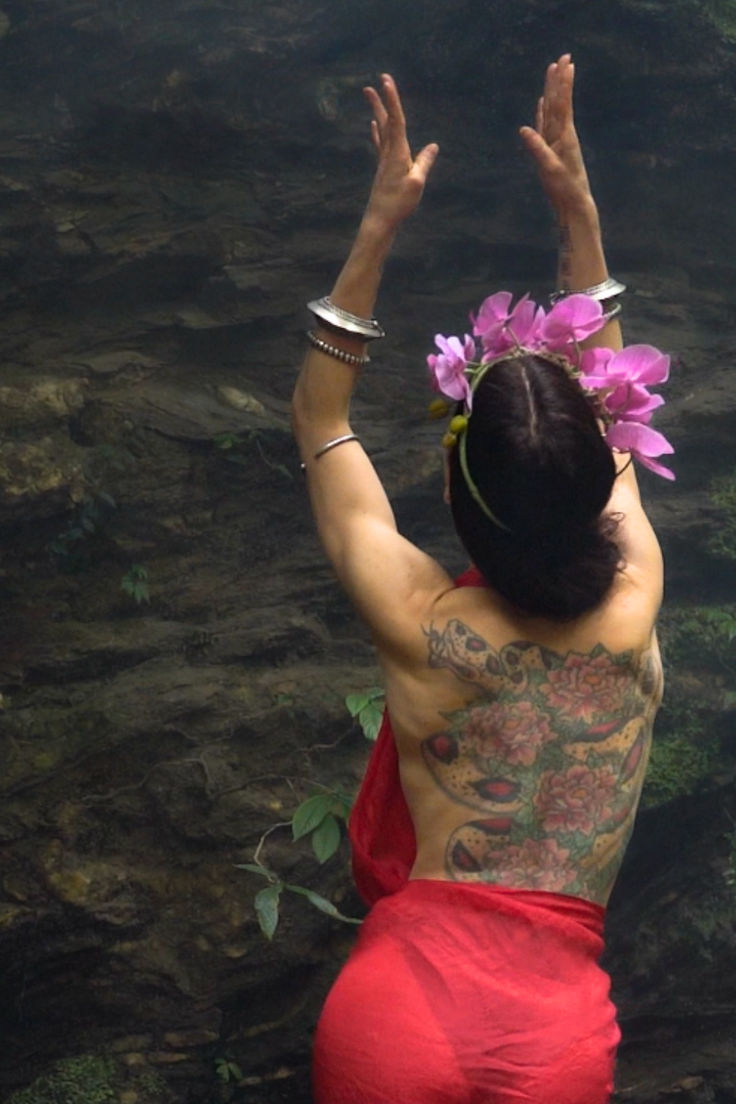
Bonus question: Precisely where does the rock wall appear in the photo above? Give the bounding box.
[1,1,736,1101]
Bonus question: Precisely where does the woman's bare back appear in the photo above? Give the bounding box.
[384,579,663,907]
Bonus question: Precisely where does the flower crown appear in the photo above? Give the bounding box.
[427,292,675,517]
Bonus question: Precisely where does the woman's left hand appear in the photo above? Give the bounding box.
[362,74,439,232]
[519,54,593,219]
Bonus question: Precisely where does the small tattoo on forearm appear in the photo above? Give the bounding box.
[559,224,572,288]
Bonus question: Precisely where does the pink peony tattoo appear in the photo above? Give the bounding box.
[535,764,618,835]
[491,837,578,893]
[464,700,556,766]
[541,653,630,723]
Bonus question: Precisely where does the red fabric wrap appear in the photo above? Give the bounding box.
[314,566,620,1103]
[313,880,619,1104]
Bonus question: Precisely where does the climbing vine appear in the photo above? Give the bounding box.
[242,689,384,940]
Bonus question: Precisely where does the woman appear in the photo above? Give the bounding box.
[292,56,668,1104]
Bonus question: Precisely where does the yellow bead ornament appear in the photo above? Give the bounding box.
[428,397,450,419]
[441,414,469,449]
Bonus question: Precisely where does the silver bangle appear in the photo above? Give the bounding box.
[300,433,360,472]
[602,301,622,322]
[308,296,386,341]
[306,330,370,367]
[550,277,626,304]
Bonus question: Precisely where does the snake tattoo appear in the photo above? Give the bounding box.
[421,618,662,903]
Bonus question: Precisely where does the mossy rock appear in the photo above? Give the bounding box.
[6,1056,118,1104]
[643,728,720,807]
[709,469,736,562]
[699,0,736,40]
[620,0,736,39]
[5,1058,173,1104]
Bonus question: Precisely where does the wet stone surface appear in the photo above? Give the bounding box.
[1,1,736,1102]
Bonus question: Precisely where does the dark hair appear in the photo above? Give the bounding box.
[449,352,621,620]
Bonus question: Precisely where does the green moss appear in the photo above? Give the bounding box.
[642,683,723,808]
[659,603,736,673]
[709,470,736,560]
[6,1056,117,1104]
[643,729,717,807]
[619,0,736,41]
[700,0,736,40]
[633,0,736,39]
[134,1070,169,1102]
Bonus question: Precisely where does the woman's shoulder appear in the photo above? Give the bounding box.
[425,571,658,660]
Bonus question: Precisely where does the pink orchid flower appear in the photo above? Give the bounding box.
[605,422,675,480]
[473,292,545,358]
[540,295,606,354]
[603,344,670,385]
[605,383,664,424]
[472,291,514,341]
[426,290,675,480]
[581,344,670,389]
[579,346,614,383]
[427,334,476,408]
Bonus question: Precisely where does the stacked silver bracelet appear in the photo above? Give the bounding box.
[549,277,626,306]
[308,296,386,341]
[602,301,623,323]
[306,330,370,367]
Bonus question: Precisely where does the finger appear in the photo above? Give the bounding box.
[535,94,544,135]
[370,119,381,154]
[550,55,572,107]
[413,141,439,181]
[544,57,572,138]
[543,60,557,113]
[553,54,574,121]
[547,61,562,123]
[519,125,561,174]
[363,85,388,133]
[380,72,407,137]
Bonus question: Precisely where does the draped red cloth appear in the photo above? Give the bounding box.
[313,566,620,1104]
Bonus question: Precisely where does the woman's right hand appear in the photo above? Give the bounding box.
[361,73,439,234]
[519,54,595,218]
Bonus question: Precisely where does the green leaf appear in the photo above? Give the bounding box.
[285,883,362,924]
[345,690,379,717]
[358,700,383,742]
[346,688,385,739]
[255,883,282,940]
[333,795,353,822]
[235,862,274,879]
[214,432,240,450]
[292,793,333,840]
[311,814,341,863]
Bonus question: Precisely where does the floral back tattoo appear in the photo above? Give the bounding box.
[421,618,662,903]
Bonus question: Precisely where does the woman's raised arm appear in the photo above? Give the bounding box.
[521,54,663,588]
[291,76,449,648]
[520,54,623,354]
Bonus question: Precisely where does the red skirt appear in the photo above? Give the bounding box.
[313,879,619,1104]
